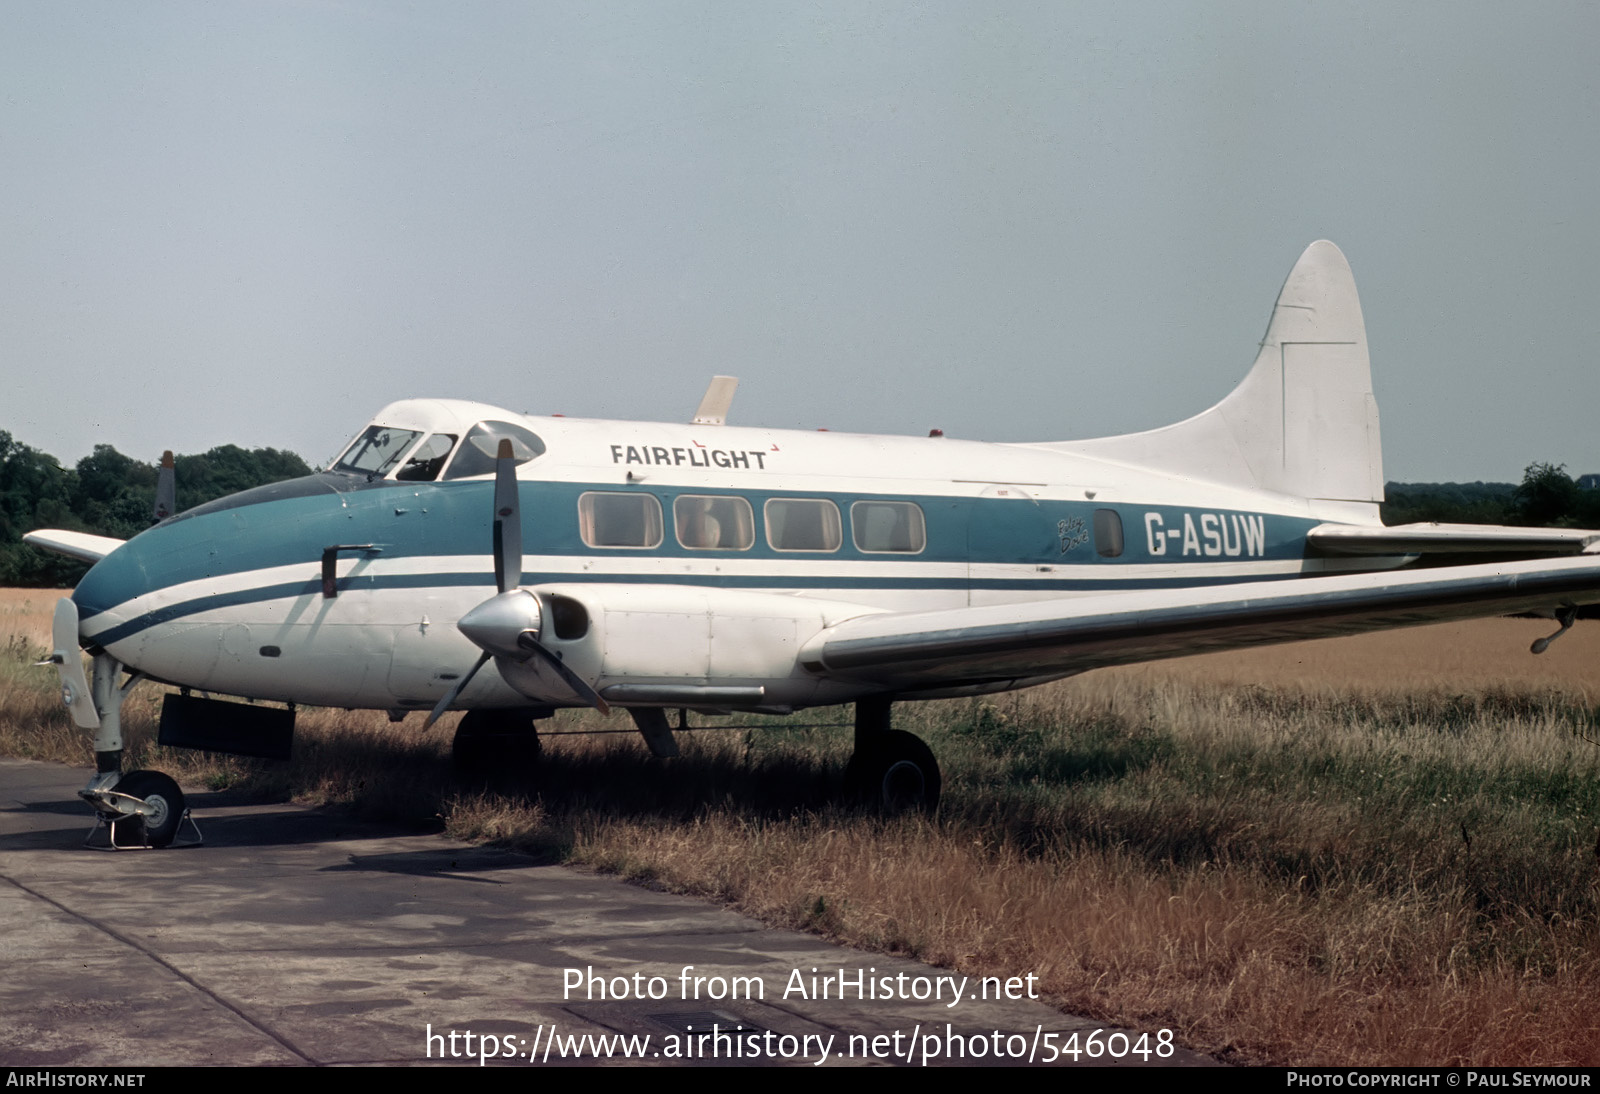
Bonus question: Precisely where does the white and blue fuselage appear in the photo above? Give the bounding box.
[69,396,1402,715]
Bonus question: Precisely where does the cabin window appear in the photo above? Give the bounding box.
[851,500,926,553]
[395,433,458,481]
[674,495,754,550]
[333,426,423,477]
[442,421,547,480]
[1094,509,1124,558]
[764,498,842,552]
[578,492,663,548]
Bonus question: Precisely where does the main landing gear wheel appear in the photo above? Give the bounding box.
[845,730,941,814]
[452,709,542,784]
[111,770,185,848]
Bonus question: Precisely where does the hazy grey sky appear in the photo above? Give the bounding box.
[3,1,1596,482]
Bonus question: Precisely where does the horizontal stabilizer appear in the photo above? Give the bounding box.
[803,555,1600,691]
[23,529,125,564]
[1309,523,1600,557]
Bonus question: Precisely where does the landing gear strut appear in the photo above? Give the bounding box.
[844,697,941,812]
[45,602,198,849]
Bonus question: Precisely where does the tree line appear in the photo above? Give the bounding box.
[1382,463,1600,528]
[0,432,309,587]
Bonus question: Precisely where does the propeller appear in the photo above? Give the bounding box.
[517,632,609,712]
[423,440,609,728]
[153,450,175,523]
[492,439,520,591]
[422,650,492,729]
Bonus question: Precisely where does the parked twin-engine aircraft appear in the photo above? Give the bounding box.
[27,241,1600,845]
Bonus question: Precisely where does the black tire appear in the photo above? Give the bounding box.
[452,709,542,784]
[845,730,941,813]
[115,770,185,848]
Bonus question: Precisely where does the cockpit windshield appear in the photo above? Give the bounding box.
[333,426,423,477]
[395,433,458,481]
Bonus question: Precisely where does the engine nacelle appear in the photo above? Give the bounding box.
[492,584,887,710]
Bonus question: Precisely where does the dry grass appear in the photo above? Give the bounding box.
[1100,615,1600,694]
[0,588,61,650]
[4,587,1600,1065]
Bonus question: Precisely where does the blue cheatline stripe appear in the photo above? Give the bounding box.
[82,567,1319,648]
[69,473,1323,622]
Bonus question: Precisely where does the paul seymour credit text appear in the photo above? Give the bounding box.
[424,964,1177,1065]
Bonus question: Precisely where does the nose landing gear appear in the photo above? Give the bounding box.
[46,601,200,849]
[82,769,199,850]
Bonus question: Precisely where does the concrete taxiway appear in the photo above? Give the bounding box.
[0,759,1212,1067]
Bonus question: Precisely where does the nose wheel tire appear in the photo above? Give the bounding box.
[845,730,941,813]
[112,770,185,849]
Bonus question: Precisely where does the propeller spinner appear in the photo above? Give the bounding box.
[423,440,609,728]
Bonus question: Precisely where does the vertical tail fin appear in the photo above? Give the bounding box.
[1062,241,1384,504]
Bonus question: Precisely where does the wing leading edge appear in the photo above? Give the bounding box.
[22,529,126,564]
[802,556,1600,690]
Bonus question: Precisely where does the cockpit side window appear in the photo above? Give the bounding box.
[333,426,424,478]
[395,434,458,481]
[442,421,548,480]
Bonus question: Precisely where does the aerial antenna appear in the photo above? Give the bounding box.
[691,375,739,425]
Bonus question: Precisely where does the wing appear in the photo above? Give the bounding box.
[802,556,1600,691]
[22,529,126,564]
[1308,522,1600,557]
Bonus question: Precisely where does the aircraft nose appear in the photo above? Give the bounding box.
[70,515,214,645]
[71,535,154,625]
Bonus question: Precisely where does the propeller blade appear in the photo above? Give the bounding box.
[518,633,611,715]
[422,651,491,729]
[492,439,521,593]
[153,450,175,524]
